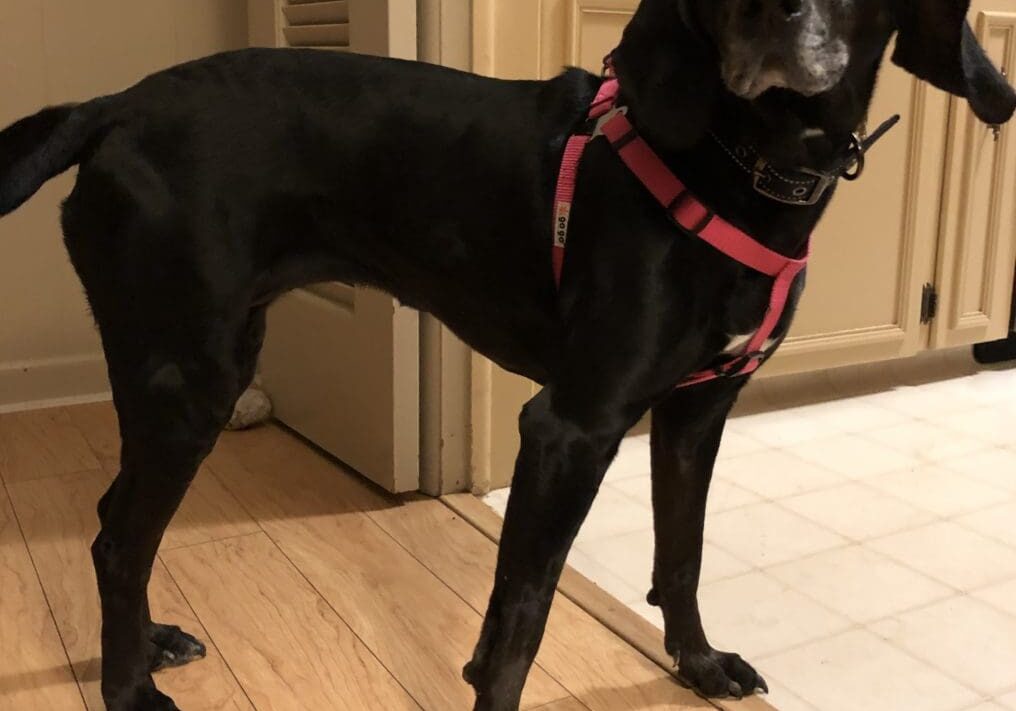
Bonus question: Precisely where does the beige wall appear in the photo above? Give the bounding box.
[0,1,248,411]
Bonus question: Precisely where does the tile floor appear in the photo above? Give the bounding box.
[485,365,1016,711]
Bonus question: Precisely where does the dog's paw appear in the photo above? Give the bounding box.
[108,680,182,711]
[138,687,182,711]
[676,648,768,699]
[462,658,483,688]
[149,623,207,672]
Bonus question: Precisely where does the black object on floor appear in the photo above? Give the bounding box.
[974,334,1016,364]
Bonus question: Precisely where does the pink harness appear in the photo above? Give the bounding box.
[552,76,809,387]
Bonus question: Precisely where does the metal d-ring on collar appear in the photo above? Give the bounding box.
[840,132,867,181]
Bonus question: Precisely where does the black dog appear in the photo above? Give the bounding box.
[1,1,1013,709]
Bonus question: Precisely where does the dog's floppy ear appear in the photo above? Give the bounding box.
[892,0,1016,125]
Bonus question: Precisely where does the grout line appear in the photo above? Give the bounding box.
[0,474,91,711]
[157,553,259,711]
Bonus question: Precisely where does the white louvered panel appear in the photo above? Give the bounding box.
[281,1,351,49]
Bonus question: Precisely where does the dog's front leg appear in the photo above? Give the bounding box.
[648,381,768,699]
[465,386,630,711]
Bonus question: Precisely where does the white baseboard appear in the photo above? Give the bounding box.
[0,353,111,413]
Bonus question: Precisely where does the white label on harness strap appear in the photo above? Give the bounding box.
[555,201,572,247]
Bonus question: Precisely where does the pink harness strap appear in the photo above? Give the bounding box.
[552,77,810,387]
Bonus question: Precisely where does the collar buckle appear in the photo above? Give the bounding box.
[751,161,836,206]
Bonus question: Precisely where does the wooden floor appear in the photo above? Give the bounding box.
[0,402,727,711]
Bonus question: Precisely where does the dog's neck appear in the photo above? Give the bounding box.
[609,1,892,256]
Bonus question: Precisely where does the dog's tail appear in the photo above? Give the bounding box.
[0,99,111,217]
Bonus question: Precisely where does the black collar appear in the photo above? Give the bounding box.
[711,114,901,206]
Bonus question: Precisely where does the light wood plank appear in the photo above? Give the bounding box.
[534,699,591,711]
[163,532,421,711]
[161,466,262,551]
[374,495,716,711]
[0,407,99,483]
[63,400,261,550]
[64,401,120,475]
[0,483,85,710]
[208,425,571,711]
[7,469,252,710]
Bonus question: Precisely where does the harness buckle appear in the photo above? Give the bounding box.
[591,106,629,139]
[713,351,767,378]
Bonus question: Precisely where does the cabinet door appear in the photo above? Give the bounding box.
[931,5,1016,349]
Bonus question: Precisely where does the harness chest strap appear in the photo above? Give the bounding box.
[552,78,810,386]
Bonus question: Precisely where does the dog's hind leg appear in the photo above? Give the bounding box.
[464,385,637,711]
[88,327,250,710]
[63,205,262,710]
[647,381,768,699]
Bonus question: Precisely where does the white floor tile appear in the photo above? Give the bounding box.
[715,449,846,499]
[603,436,652,483]
[705,502,847,568]
[870,596,1016,695]
[959,702,1007,711]
[565,546,645,606]
[759,680,819,711]
[767,545,951,623]
[869,521,1016,590]
[574,487,651,543]
[864,420,988,463]
[864,384,980,419]
[941,448,1016,493]
[698,571,851,659]
[972,578,1016,618]
[781,482,935,541]
[998,690,1016,710]
[609,468,764,514]
[574,528,654,597]
[700,542,753,584]
[608,475,651,508]
[943,370,1016,407]
[937,407,1016,448]
[707,479,763,514]
[789,433,922,480]
[863,465,1008,518]
[957,502,1016,548]
[629,599,664,629]
[759,629,979,711]
[728,407,842,447]
[803,396,910,433]
[717,429,770,459]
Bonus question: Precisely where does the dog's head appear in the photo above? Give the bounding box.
[615,0,1016,146]
[698,0,1015,124]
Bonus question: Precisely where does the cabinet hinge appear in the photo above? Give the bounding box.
[921,283,939,324]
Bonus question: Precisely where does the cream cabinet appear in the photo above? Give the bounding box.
[468,0,1016,488]
[932,5,1016,349]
